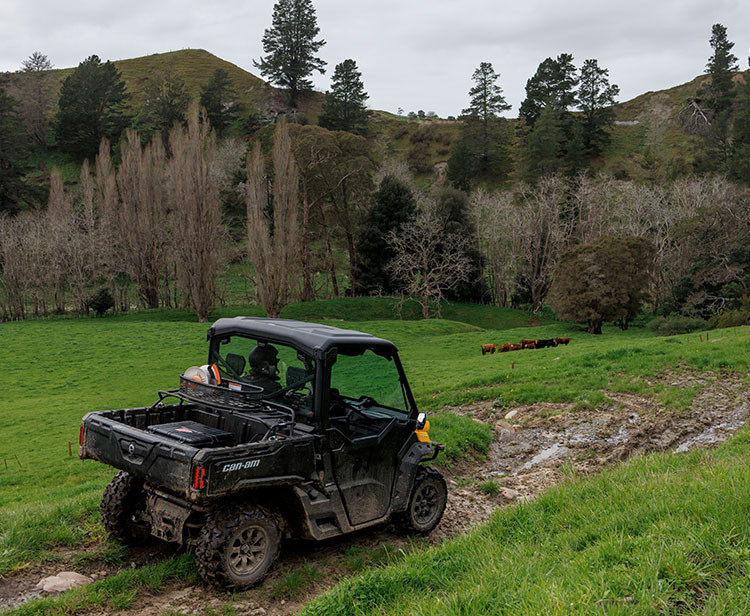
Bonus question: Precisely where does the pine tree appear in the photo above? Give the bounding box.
[0,87,33,214]
[139,72,191,144]
[319,59,370,134]
[519,53,577,127]
[462,62,511,163]
[522,105,565,181]
[254,0,326,108]
[199,69,237,137]
[729,69,750,183]
[20,51,53,152]
[576,58,619,157]
[706,23,739,114]
[352,175,416,295]
[56,55,130,159]
[447,62,512,188]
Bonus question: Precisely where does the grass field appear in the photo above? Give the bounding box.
[1,299,749,615]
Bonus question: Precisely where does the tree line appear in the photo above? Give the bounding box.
[0,2,748,329]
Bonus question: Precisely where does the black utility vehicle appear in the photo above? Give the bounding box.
[79,317,447,587]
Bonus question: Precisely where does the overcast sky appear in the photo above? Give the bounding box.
[1,0,748,117]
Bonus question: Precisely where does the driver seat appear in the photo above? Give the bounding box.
[225,353,246,377]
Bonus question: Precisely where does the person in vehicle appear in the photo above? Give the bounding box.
[242,344,282,394]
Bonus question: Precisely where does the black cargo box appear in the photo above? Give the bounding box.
[146,421,235,448]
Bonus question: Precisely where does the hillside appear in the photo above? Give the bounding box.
[4,48,748,184]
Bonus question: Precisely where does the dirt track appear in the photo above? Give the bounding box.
[2,371,748,615]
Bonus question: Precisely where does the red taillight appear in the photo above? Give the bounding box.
[193,466,205,490]
[79,425,84,447]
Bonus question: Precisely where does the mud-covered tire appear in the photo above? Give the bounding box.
[394,466,447,534]
[100,471,151,545]
[195,506,280,588]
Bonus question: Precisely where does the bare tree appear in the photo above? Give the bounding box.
[168,105,224,322]
[511,175,573,311]
[470,188,520,307]
[387,198,471,318]
[245,120,300,318]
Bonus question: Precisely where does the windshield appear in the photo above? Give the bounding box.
[330,348,410,414]
[211,336,315,404]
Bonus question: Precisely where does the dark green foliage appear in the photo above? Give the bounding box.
[647,315,709,336]
[448,62,512,188]
[705,23,738,114]
[55,55,130,159]
[434,188,488,303]
[199,69,237,137]
[522,105,565,180]
[548,236,656,334]
[138,72,190,144]
[576,59,619,157]
[0,86,34,214]
[352,175,416,295]
[319,59,369,134]
[87,288,115,317]
[519,53,577,128]
[446,138,474,191]
[254,0,326,108]
[729,72,750,183]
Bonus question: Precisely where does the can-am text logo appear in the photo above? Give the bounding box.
[221,459,260,473]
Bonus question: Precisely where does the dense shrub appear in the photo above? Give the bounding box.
[647,315,709,336]
[711,308,750,329]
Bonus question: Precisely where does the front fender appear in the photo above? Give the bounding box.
[391,440,438,512]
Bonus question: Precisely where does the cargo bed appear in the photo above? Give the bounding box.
[80,401,316,501]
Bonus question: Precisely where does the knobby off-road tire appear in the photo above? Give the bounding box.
[195,505,280,588]
[100,471,151,545]
[395,466,447,534]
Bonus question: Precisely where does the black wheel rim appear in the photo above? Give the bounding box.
[413,482,440,526]
[227,525,269,577]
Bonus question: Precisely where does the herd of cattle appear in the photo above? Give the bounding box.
[481,337,572,355]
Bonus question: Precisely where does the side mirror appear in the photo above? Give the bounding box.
[416,412,427,430]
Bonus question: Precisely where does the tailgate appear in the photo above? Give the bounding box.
[80,410,195,494]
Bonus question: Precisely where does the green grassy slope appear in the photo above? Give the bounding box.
[302,430,750,615]
[1,301,748,577]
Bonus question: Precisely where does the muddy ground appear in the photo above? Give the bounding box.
[2,371,748,615]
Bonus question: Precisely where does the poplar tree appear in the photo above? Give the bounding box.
[254,0,326,108]
[319,59,370,134]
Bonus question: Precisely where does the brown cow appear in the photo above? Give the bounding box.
[555,337,572,345]
[499,343,513,352]
[525,340,537,349]
[510,343,523,351]
[481,344,497,355]
[521,338,537,349]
